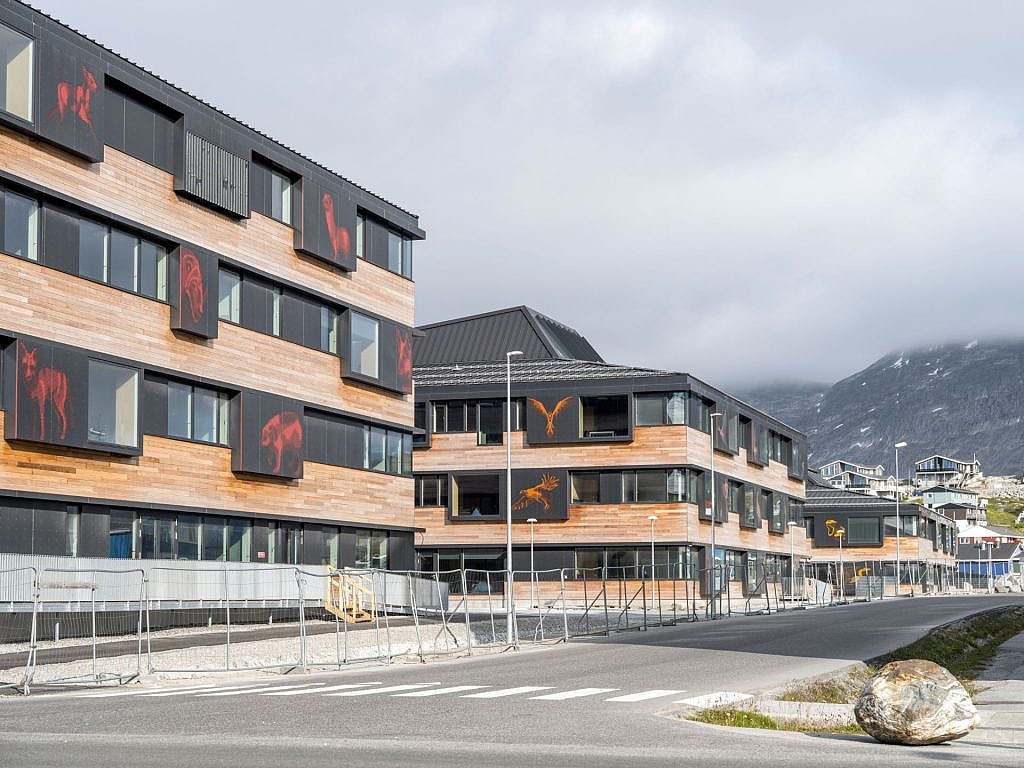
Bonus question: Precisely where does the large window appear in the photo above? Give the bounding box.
[269,168,293,225]
[571,472,600,504]
[139,514,174,560]
[635,392,688,426]
[0,25,33,122]
[453,474,500,518]
[218,268,241,323]
[77,218,167,300]
[88,360,139,447]
[167,380,230,445]
[622,469,670,503]
[415,474,449,507]
[847,517,881,545]
[355,529,388,569]
[108,509,135,559]
[1,188,37,261]
[580,395,629,438]
[350,312,379,378]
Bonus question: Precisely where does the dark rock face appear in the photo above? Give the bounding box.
[854,660,979,745]
[738,340,1024,475]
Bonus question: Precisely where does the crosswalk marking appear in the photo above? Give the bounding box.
[141,685,222,697]
[604,690,686,703]
[76,684,213,699]
[219,683,326,696]
[530,688,619,701]
[675,692,752,707]
[194,684,273,697]
[261,683,381,696]
[461,686,553,699]
[392,685,487,698]
[324,683,439,697]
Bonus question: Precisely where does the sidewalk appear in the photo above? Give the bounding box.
[963,631,1024,746]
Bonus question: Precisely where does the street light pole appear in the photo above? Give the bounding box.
[836,526,846,604]
[527,517,537,608]
[505,350,523,644]
[708,412,723,619]
[787,520,799,601]
[894,441,907,597]
[647,514,658,609]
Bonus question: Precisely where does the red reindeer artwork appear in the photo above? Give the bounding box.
[179,249,206,325]
[397,329,413,391]
[18,342,69,441]
[49,66,98,139]
[261,411,303,475]
[527,397,573,437]
[512,474,560,512]
[321,192,351,259]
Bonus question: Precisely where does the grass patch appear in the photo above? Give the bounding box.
[984,497,1024,532]
[780,668,872,705]
[688,707,864,734]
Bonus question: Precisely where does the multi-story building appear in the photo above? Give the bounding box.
[913,454,981,488]
[0,2,422,569]
[920,485,984,525]
[817,459,897,498]
[411,307,809,598]
[803,472,957,594]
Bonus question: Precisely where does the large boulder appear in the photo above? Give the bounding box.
[854,660,979,745]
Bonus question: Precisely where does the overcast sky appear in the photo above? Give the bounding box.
[37,1,1024,387]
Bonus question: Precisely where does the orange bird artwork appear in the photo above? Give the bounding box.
[512,474,560,512]
[528,397,573,437]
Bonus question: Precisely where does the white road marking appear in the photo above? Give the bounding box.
[675,692,753,707]
[604,689,687,703]
[140,685,222,697]
[323,683,440,697]
[218,683,327,696]
[391,685,487,698]
[530,688,619,701]
[194,684,274,697]
[261,683,382,696]
[76,684,213,699]
[461,686,553,699]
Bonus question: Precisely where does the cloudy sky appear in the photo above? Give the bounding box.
[38,1,1024,387]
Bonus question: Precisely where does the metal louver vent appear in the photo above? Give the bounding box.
[183,132,249,217]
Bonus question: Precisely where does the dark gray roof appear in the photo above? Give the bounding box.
[805,471,947,520]
[414,307,603,366]
[956,542,1021,560]
[414,358,674,388]
[921,485,978,495]
[935,502,979,510]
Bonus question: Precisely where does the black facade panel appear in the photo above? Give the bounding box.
[231,391,304,479]
[78,504,110,558]
[36,38,105,162]
[153,113,176,173]
[248,161,267,216]
[0,500,33,554]
[32,504,67,556]
[339,528,357,568]
[367,219,389,270]
[509,468,569,522]
[40,202,79,275]
[143,374,168,436]
[295,177,357,271]
[599,471,623,505]
[302,298,321,351]
[304,412,327,464]
[104,88,126,151]
[241,276,272,336]
[5,339,88,449]
[343,422,365,469]
[302,525,323,565]
[169,243,219,339]
[123,92,155,165]
[279,291,305,346]
[525,393,579,445]
[388,531,415,571]
[324,416,345,467]
[380,320,398,392]
[251,520,270,563]
[176,133,249,218]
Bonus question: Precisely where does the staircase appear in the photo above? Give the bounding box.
[324,572,376,623]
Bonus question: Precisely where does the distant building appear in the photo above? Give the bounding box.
[920,486,984,524]
[955,523,1022,579]
[817,460,897,498]
[913,455,981,488]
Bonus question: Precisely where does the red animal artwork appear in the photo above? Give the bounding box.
[397,329,413,391]
[18,341,69,441]
[321,192,350,259]
[179,249,205,325]
[260,411,303,475]
[512,474,560,512]
[49,66,98,138]
[527,397,573,437]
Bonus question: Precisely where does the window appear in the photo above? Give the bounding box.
[218,268,241,322]
[728,481,744,517]
[109,229,137,292]
[453,474,500,518]
[477,401,502,445]
[105,83,176,172]
[139,514,174,560]
[738,417,751,450]
[667,469,686,502]
[270,286,282,336]
[2,189,37,260]
[355,215,365,258]
[691,397,711,433]
[167,380,230,445]
[138,240,168,300]
[202,517,225,560]
[742,485,757,528]
[635,394,664,426]
[320,306,338,354]
[401,238,413,279]
[350,312,379,378]
[368,426,386,471]
[580,395,628,438]
[226,519,251,562]
[108,510,135,558]
[0,25,33,122]
[72,219,167,300]
[66,508,80,558]
[416,474,449,507]
[78,218,108,282]
[355,529,388,569]
[387,230,403,273]
[666,393,687,425]
[769,494,787,533]
[176,514,200,560]
[386,430,402,474]
[88,360,139,447]
[847,517,881,545]
[269,169,293,225]
[571,472,600,504]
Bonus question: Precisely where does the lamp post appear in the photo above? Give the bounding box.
[894,441,907,597]
[988,541,994,595]
[647,515,658,610]
[787,520,800,601]
[527,517,538,608]
[835,526,846,604]
[708,412,724,619]
[505,350,523,643]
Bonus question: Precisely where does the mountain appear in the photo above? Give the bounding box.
[737,340,1024,476]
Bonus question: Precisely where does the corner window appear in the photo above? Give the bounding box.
[0,25,33,122]
[580,395,628,438]
[350,312,379,379]
[218,268,241,322]
[668,469,686,502]
[320,306,338,354]
[666,393,687,425]
[270,168,293,225]
[88,360,139,447]
[1,189,38,261]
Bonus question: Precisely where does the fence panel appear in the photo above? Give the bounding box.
[0,568,36,691]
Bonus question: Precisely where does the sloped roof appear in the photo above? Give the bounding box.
[956,541,1021,560]
[414,307,603,366]
[921,485,978,496]
[414,357,674,388]
[915,455,979,467]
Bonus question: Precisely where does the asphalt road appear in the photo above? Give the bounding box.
[2,595,1022,768]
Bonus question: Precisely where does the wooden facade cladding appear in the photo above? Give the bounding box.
[809,537,956,565]
[0,413,413,528]
[0,249,410,426]
[0,129,415,327]
[414,427,804,498]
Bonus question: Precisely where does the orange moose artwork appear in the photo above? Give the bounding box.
[527,397,573,437]
[512,473,560,512]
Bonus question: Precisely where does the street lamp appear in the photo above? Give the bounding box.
[647,515,658,609]
[708,412,724,619]
[893,441,907,597]
[835,526,846,604]
[787,520,800,601]
[527,517,538,608]
[505,350,523,644]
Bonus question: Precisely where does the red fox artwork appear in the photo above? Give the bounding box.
[321,193,351,260]
[260,411,303,475]
[179,249,206,325]
[18,342,69,441]
[49,66,98,137]
[397,329,413,392]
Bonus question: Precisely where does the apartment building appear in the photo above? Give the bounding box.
[913,454,981,488]
[0,1,421,568]
[817,459,897,498]
[411,307,809,597]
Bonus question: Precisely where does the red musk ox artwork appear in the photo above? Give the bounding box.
[397,328,413,392]
[18,341,69,441]
[49,65,98,139]
[322,193,351,260]
[512,474,560,512]
[261,411,303,476]
[528,397,573,437]
[179,248,206,325]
